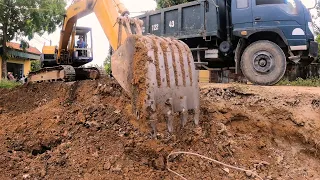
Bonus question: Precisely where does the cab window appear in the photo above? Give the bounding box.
[237,0,249,8]
[256,0,286,5]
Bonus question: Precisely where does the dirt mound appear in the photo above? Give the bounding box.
[0,78,320,180]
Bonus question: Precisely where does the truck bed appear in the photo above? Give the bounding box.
[136,0,227,40]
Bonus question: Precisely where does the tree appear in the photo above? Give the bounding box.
[31,60,41,72]
[104,56,111,75]
[156,0,194,8]
[0,0,66,79]
[314,1,320,33]
[316,34,320,63]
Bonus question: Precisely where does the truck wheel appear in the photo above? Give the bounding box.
[241,40,286,85]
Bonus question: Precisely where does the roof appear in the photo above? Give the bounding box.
[6,42,41,55]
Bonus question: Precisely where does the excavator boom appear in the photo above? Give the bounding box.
[28,0,200,135]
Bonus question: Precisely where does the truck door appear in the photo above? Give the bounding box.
[231,0,253,30]
[251,0,305,39]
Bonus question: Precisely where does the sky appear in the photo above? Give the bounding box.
[27,0,157,66]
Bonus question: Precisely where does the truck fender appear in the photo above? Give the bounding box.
[235,38,246,74]
[234,28,289,46]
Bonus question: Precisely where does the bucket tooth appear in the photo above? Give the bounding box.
[180,96,188,127]
[194,106,200,126]
[146,98,157,136]
[165,98,174,132]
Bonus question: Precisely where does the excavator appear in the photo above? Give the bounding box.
[27,0,200,135]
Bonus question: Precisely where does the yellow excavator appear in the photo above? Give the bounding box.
[28,0,200,134]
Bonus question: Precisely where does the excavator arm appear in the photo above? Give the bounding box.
[58,0,129,58]
[30,0,200,135]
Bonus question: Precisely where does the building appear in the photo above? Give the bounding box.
[0,42,41,79]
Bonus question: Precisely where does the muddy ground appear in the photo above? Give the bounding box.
[0,78,319,180]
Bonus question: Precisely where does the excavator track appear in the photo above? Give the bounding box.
[27,65,105,83]
[28,65,76,83]
[74,67,105,80]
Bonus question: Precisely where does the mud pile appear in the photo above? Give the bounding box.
[0,78,319,179]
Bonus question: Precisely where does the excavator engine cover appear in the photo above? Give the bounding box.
[112,35,200,134]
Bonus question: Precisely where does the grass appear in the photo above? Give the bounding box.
[277,77,320,87]
[0,79,21,89]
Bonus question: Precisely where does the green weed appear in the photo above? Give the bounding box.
[277,77,320,87]
[0,79,21,89]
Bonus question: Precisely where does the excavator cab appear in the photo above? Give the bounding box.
[73,27,94,67]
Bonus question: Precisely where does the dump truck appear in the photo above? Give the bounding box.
[137,0,318,85]
[27,0,200,135]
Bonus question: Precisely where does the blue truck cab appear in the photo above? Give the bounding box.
[231,0,318,85]
[137,0,318,85]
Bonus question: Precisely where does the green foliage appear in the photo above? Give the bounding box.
[277,77,320,87]
[0,79,21,89]
[315,1,320,33]
[0,0,67,78]
[156,0,194,8]
[104,56,111,75]
[317,34,320,62]
[31,60,41,72]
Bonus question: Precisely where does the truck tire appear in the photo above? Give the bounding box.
[241,40,286,86]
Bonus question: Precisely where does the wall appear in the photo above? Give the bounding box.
[0,57,32,77]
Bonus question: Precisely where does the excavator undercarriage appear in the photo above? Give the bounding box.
[27,65,102,83]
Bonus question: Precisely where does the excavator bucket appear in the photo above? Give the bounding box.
[111,34,200,135]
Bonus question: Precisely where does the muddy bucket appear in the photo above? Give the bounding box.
[111,35,200,134]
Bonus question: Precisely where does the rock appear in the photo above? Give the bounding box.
[276,155,284,164]
[141,157,149,165]
[92,151,99,158]
[217,123,227,134]
[114,109,121,114]
[266,175,273,180]
[103,161,111,170]
[22,174,30,179]
[104,87,113,94]
[85,121,100,129]
[78,112,86,123]
[111,164,122,172]
[109,155,119,164]
[258,140,266,149]
[290,117,305,127]
[40,169,46,177]
[193,127,202,135]
[223,168,230,173]
[245,171,253,177]
[202,89,209,95]
[153,157,165,170]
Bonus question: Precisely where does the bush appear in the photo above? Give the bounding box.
[31,60,41,72]
[157,0,194,8]
[0,79,21,89]
[277,77,320,87]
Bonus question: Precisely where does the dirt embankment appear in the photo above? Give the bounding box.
[0,78,319,180]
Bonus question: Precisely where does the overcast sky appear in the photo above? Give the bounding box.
[28,0,157,66]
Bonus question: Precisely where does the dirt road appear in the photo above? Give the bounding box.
[0,78,319,180]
